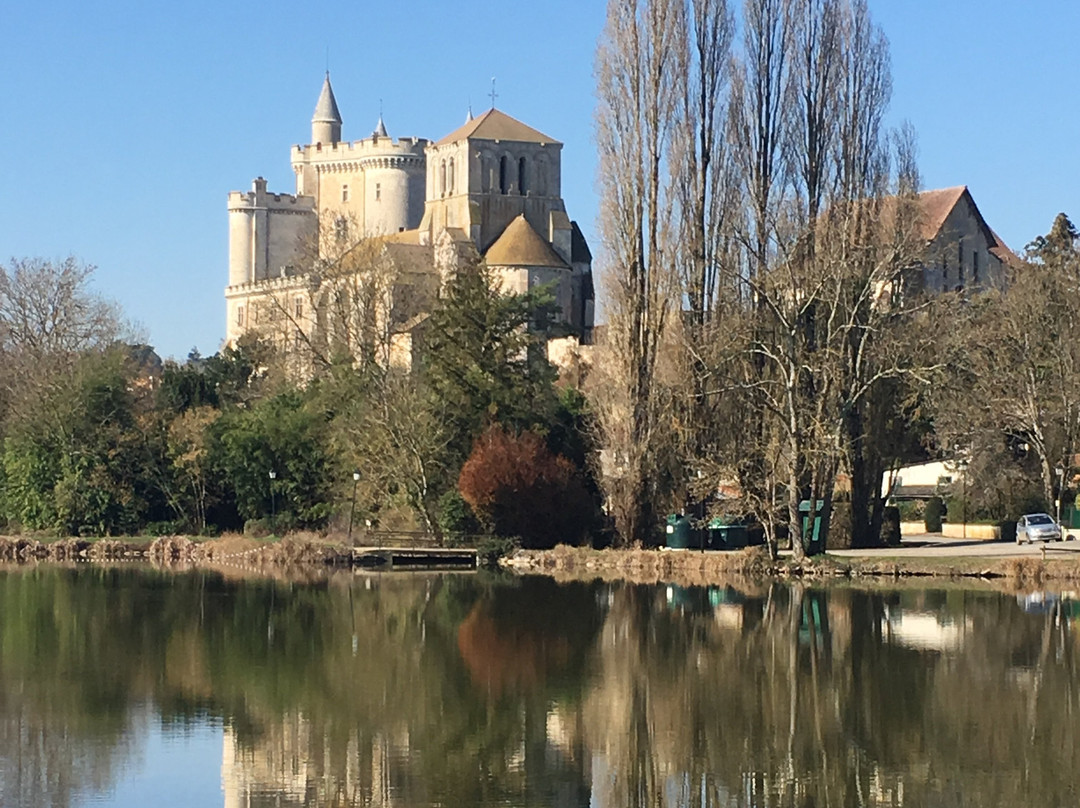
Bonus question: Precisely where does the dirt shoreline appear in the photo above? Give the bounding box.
[501,545,1080,590]
[5,534,1080,591]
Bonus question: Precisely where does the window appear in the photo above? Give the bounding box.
[294,330,303,351]
[518,157,527,194]
[440,161,446,197]
[499,156,508,194]
[973,249,980,284]
[375,183,381,201]
[236,305,245,327]
[294,296,303,318]
[448,158,455,194]
[341,184,349,202]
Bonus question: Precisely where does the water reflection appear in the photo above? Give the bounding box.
[0,566,1077,806]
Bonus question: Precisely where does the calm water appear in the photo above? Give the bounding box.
[0,566,1077,807]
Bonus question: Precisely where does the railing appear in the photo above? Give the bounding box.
[352,530,498,549]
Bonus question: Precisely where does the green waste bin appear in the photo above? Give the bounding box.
[665,514,695,549]
[707,517,748,549]
[798,500,825,546]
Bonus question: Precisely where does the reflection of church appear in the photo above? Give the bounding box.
[224,74,594,367]
[221,721,399,808]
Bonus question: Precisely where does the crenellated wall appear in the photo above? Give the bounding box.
[227,178,316,288]
[292,135,427,238]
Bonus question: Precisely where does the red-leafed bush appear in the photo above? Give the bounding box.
[458,425,594,548]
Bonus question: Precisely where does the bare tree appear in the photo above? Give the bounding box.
[0,257,126,427]
[594,0,686,544]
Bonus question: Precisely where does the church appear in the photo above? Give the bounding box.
[224,74,595,368]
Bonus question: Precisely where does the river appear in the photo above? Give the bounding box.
[0,565,1076,806]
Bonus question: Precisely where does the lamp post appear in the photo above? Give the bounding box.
[958,460,969,540]
[1056,465,1065,528]
[347,470,360,546]
[268,470,277,532]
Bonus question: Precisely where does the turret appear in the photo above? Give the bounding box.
[311,72,342,145]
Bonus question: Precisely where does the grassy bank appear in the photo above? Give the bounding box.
[503,545,1080,589]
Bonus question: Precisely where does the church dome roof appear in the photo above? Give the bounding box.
[484,215,568,269]
[312,73,342,124]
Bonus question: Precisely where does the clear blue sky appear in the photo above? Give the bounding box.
[1,0,1076,360]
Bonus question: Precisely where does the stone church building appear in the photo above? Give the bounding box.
[224,74,594,368]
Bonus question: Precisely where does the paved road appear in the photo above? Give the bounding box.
[829,534,1080,559]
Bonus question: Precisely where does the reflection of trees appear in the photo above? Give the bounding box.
[3,566,1080,807]
[583,582,1080,807]
[0,568,601,807]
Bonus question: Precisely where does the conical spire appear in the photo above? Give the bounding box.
[311,72,342,144]
[465,105,474,123]
[313,72,342,123]
[372,115,388,138]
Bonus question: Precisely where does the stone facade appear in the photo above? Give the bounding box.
[914,186,1017,295]
[225,74,594,364]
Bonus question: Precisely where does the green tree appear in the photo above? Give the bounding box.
[421,262,560,469]
[211,390,336,528]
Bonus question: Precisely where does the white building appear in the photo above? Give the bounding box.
[225,74,595,366]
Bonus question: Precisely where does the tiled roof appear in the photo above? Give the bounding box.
[484,215,568,268]
[916,186,967,240]
[916,186,1021,266]
[434,108,559,147]
[989,227,1022,267]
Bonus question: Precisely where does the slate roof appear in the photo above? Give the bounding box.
[434,108,559,147]
[312,73,342,124]
[484,215,568,268]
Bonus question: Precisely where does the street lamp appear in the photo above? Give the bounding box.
[957,459,969,540]
[268,470,277,532]
[347,470,360,546]
[1056,465,1065,527]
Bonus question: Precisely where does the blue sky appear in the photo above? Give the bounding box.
[1,0,1076,360]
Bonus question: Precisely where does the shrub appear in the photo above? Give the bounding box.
[925,497,945,533]
[458,425,596,549]
[437,489,481,538]
[896,499,925,522]
[475,535,520,566]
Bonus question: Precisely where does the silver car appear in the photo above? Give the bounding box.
[1016,513,1063,544]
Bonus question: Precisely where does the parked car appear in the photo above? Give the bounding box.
[1016,513,1063,544]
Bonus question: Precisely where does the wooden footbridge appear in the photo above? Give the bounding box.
[351,532,478,570]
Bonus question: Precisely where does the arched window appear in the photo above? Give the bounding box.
[518,157,527,194]
[499,156,508,195]
[440,160,447,197]
[448,157,455,194]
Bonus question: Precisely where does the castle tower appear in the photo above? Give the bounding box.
[311,72,342,145]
